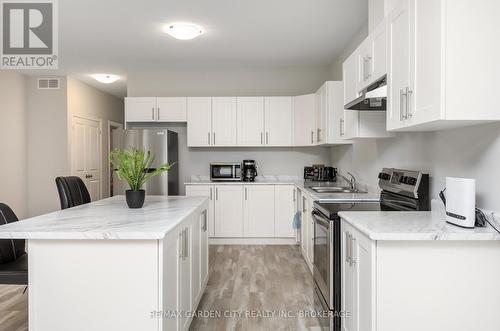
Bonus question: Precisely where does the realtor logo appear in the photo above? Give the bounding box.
[1,0,58,69]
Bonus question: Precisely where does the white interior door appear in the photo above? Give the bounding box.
[72,115,101,202]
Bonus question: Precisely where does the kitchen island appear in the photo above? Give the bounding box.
[339,208,500,331]
[0,195,210,331]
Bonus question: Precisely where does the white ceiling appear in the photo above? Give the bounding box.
[24,0,368,98]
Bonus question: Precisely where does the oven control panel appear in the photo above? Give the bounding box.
[378,168,428,198]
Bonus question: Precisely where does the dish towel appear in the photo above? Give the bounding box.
[293,211,301,229]
[292,211,301,243]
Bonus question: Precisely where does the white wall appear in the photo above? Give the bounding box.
[67,78,124,198]
[26,76,69,217]
[331,123,500,211]
[0,71,27,218]
[128,124,331,195]
[127,65,330,97]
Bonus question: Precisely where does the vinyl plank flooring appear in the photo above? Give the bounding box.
[0,285,28,331]
[190,245,322,331]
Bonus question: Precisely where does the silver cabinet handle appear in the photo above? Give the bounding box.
[260,132,263,145]
[244,187,247,200]
[293,188,296,202]
[266,132,269,145]
[302,197,306,213]
[213,132,216,145]
[340,118,344,136]
[179,232,183,258]
[157,107,160,121]
[407,87,413,118]
[400,89,408,121]
[152,107,155,120]
[185,227,189,259]
[209,187,212,200]
[310,131,314,144]
[202,210,207,232]
[207,132,211,145]
[351,237,356,265]
[317,128,321,142]
[215,187,218,200]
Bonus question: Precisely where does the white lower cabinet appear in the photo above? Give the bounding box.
[342,221,375,331]
[214,185,244,237]
[243,185,275,237]
[185,185,215,237]
[161,207,209,331]
[299,189,314,272]
[186,184,296,240]
[275,185,296,238]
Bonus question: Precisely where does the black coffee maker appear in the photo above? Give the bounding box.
[242,160,257,182]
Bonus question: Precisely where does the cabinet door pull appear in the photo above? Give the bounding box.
[400,89,408,121]
[311,131,314,144]
[266,132,269,145]
[213,132,216,145]
[340,118,344,136]
[351,237,357,265]
[152,107,155,120]
[179,231,184,259]
[346,232,352,266]
[207,132,211,145]
[260,132,263,145]
[407,87,413,118]
[184,228,188,259]
[209,187,212,200]
[203,211,208,232]
[293,188,296,202]
[215,187,218,200]
[157,107,160,120]
[244,187,247,200]
[317,128,321,142]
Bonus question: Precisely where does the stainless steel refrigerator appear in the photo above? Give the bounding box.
[111,129,179,196]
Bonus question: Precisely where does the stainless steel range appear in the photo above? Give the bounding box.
[312,168,429,331]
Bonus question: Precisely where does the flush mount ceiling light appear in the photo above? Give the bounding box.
[164,22,204,40]
[91,74,120,84]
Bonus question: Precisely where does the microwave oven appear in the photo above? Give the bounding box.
[210,162,242,181]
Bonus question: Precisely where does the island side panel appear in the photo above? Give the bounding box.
[29,239,161,331]
[376,240,500,331]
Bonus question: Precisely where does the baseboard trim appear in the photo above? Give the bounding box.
[209,237,299,245]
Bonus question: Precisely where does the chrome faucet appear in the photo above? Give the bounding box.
[338,172,357,191]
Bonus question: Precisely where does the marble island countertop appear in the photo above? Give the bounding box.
[339,210,500,241]
[0,195,208,240]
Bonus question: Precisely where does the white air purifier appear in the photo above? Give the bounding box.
[445,177,476,228]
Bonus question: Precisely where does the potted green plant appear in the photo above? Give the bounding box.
[110,149,174,208]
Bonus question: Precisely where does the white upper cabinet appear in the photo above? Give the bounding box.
[343,54,359,106]
[187,97,212,146]
[125,97,187,123]
[264,97,293,146]
[237,97,265,146]
[125,97,157,122]
[356,38,372,92]
[315,84,327,144]
[157,97,187,122]
[293,94,316,146]
[212,97,237,146]
[387,0,500,131]
[370,19,387,84]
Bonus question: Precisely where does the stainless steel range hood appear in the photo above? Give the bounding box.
[345,76,387,111]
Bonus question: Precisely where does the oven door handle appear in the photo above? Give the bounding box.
[312,210,330,228]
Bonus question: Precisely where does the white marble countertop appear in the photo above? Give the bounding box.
[186,178,380,203]
[0,195,208,240]
[339,210,500,241]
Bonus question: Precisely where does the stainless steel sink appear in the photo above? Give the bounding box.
[308,186,366,194]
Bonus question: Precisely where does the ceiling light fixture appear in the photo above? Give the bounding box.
[91,74,120,84]
[164,22,204,40]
